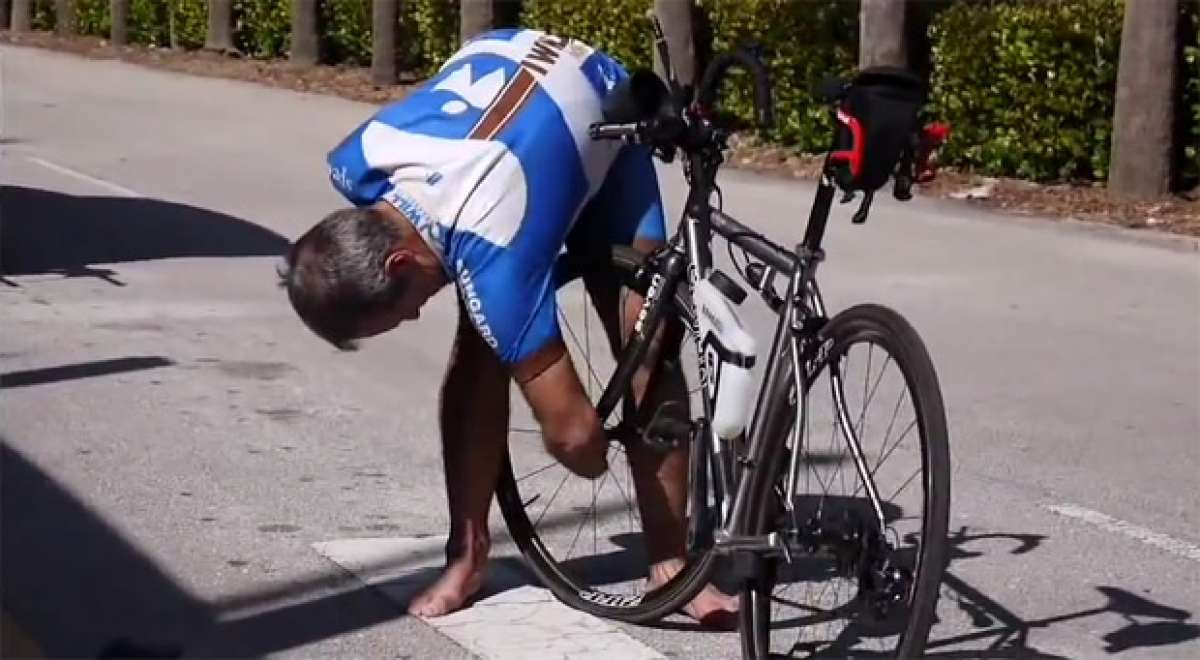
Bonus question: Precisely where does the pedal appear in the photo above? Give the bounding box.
[641,401,692,452]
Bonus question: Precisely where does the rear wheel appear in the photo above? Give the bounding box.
[496,245,717,622]
[742,304,950,657]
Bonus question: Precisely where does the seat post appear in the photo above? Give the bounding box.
[801,173,837,252]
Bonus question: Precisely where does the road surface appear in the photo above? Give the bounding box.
[2,45,1199,658]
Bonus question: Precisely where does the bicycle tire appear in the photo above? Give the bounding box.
[496,244,719,623]
[740,303,950,658]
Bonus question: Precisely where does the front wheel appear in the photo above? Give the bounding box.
[496,245,718,623]
[741,304,950,658]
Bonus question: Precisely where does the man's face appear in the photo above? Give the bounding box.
[351,266,438,339]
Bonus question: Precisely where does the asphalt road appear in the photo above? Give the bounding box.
[2,45,1198,659]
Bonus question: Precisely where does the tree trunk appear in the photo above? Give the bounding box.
[859,0,907,69]
[653,0,697,88]
[54,0,75,35]
[168,0,179,48]
[371,0,399,86]
[1109,0,1179,198]
[110,0,128,44]
[205,0,234,52]
[0,0,11,30]
[291,0,319,66]
[10,0,30,31]
[459,0,493,44]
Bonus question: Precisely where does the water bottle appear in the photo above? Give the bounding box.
[693,269,757,440]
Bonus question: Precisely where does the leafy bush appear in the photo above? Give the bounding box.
[929,0,1123,181]
[129,0,169,46]
[400,0,460,75]
[234,0,291,58]
[522,0,654,72]
[322,0,371,65]
[701,0,858,150]
[70,0,203,47]
[173,0,208,49]
[31,0,55,30]
[523,0,856,151]
[75,0,108,36]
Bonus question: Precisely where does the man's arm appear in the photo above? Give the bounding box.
[514,341,609,479]
[439,303,511,550]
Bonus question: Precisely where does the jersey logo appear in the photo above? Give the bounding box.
[433,63,507,116]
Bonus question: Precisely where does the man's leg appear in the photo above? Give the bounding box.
[408,305,511,617]
[582,239,738,628]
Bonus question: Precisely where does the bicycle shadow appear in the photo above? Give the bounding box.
[917,527,1199,659]
[775,526,1199,658]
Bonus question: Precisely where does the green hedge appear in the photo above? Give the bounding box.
[523,0,857,150]
[234,0,290,57]
[39,0,1200,187]
[321,0,371,65]
[70,0,206,48]
[929,0,1124,182]
[31,0,54,30]
[75,0,108,36]
[701,0,857,149]
[522,0,654,75]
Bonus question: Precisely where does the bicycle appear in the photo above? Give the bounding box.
[496,21,951,659]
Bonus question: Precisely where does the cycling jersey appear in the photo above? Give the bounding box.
[327,28,666,366]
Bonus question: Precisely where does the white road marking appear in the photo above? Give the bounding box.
[313,536,665,660]
[1046,503,1200,563]
[25,156,143,197]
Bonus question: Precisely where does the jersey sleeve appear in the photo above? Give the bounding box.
[450,231,561,366]
[326,121,393,206]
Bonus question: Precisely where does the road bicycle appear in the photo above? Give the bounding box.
[497,22,951,659]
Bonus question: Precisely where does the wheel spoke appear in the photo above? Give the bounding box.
[558,308,616,414]
[885,467,922,503]
[534,471,572,529]
[566,469,613,560]
[517,460,561,483]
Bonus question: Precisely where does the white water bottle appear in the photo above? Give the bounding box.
[694,269,757,440]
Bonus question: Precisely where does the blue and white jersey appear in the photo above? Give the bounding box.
[327,29,666,366]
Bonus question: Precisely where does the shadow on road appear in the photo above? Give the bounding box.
[920,527,1200,658]
[0,186,288,285]
[1,356,174,389]
[4,441,1197,658]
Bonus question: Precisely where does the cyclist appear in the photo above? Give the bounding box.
[280,28,736,627]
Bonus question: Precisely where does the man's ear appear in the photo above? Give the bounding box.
[384,249,410,276]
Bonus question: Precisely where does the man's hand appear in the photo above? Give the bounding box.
[516,342,609,479]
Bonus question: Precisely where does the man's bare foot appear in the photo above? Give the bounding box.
[649,558,740,630]
[407,555,485,618]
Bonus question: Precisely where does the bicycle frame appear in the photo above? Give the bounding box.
[591,141,891,559]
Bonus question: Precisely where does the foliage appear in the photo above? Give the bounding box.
[28,0,1200,188]
[75,0,108,36]
[400,0,460,75]
[522,0,857,151]
[129,0,169,46]
[234,0,291,58]
[31,0,55,30]
[172,0,208,49]
[928,0,1123,181]
[701,0,858,150]
[521,0,654,72]
[321,0,371,65]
